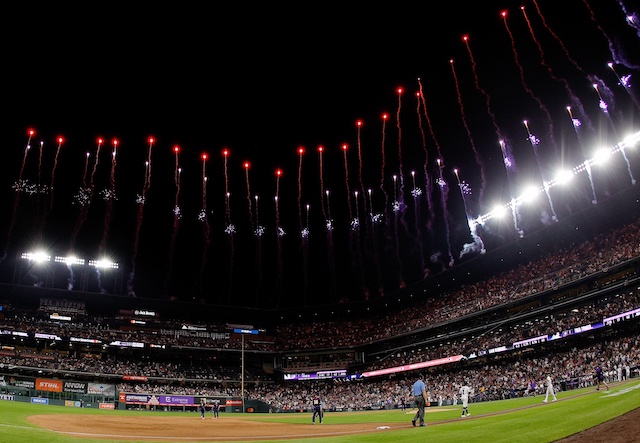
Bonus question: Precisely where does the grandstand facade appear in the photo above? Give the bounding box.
[1,185,639,412]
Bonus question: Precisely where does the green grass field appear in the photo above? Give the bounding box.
[1,380,639,443]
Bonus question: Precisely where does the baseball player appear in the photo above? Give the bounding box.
[199,399,207,419]
[459,382,473,417]
[543,374,557,403]
[595,365,610,391]
[312,396,324,424]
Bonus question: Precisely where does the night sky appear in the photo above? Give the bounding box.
[2,1,640,309]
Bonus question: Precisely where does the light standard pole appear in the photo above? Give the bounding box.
[241,333,245,413]
[232,326,259,413]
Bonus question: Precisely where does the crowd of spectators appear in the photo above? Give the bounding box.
[250,333,639,412]
[1,216,639,411]
[274,217,640,351]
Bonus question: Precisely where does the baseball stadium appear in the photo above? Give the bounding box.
[2,1,640,442]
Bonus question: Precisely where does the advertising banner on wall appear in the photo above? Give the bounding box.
[35,378,63,392]
[9,377,35,389]
[87,383,116,396]
[63,381,87,394]
[121,393,195,406]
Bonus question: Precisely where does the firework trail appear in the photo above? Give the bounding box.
[253,194,265,305]
[454,168,486,259]
[296,147,309,304]
[222,148,236,303]
[97,139,118,255]
[378,111,395,277]
[81,152,90,189]
[499,139,524,238]
[415,82,435,239]
[394,87,414,272]
[274,169,284,307]
[128,137,154,296]
[222,149,232,231]
[198,153,211,297]
[449,58,487,206]
[34,140,45,236]
[524,120,558,223]
[530,0,602,132]
[410,170,426,277]
[341,144,353,222]
[367,188,384,297]
[342,143,364,297]
[324,188,338,300]
[453,168,471,224]
[395,87,406,203]
[379,113,390,211]
[36,136,64,245]
[31,139,49,244]
[531,0,588,76]
[352,189,367,299]
[608,62,640,111]
[566,107,597,204]
[461,35,514,152]
[582,0,640,70]
[355,120,368,213]
[242,161,259,300]
[317,146,337,300]
[520,5,593,131]
[316,145,327,222]
[297,146,305,234]
[393,88,409,288]
[95,138,119,293]
[593,83,637,185]
[390,174,405,289]
[1,129,34,262]
[244,161,254,231]
[461,36,522,234]
[18,129,35,187]
[68,152,90,292]
[435,158,454,268]
[164,145,182,294]
[416,77,440,230]
[44,136,64,224]
[302,203,310,305]
[616,0,640,38]
[501,10,557,152]
[417,77,454,265]
[387,174,403,286]
[69,138,103,253]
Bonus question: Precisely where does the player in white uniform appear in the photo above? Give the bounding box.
[459,382,473,417]
[543,374,557,403]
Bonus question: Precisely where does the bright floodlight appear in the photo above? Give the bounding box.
[591,147,612,165]
[491,204,508,219]
[519,186,540,204]
[621,132,640,149]
[54,255,85,266]
[21,251,51,263]
[554,169,574,185]
[89,259,119,269]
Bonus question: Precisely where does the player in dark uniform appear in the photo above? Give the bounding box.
[212,400,220,419]
[199,399,207,419]
[595,365,610,391]
[312,397,324,424]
